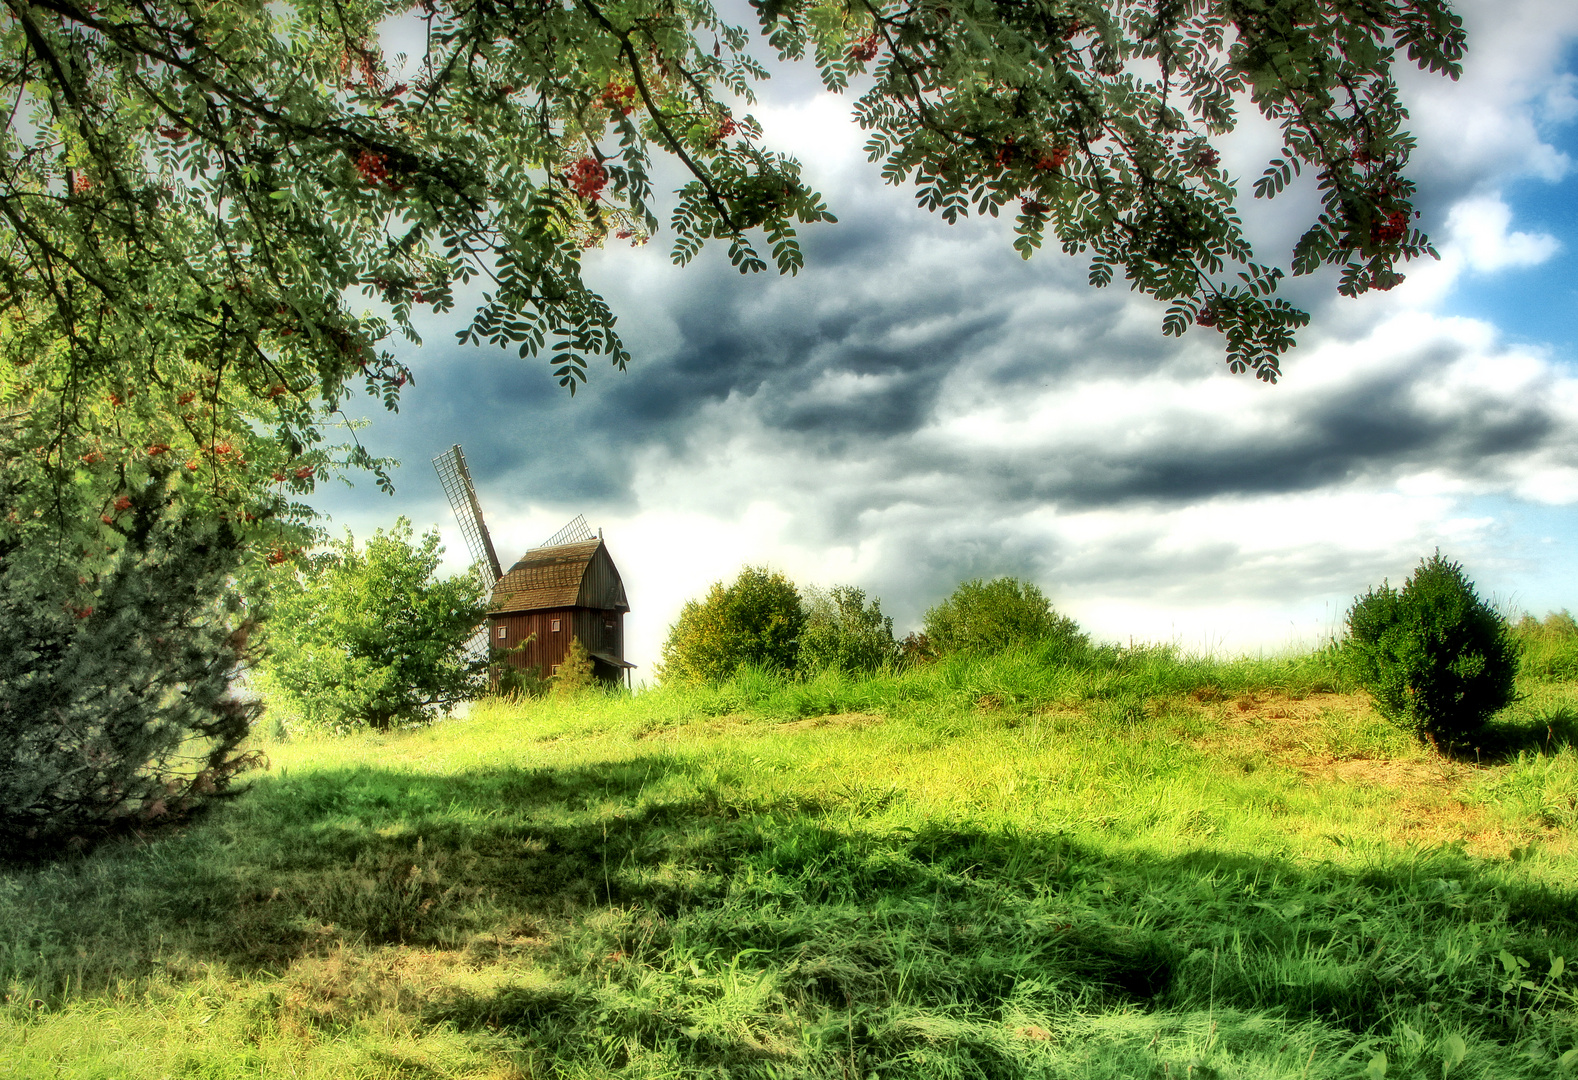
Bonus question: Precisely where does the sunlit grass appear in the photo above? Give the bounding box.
[4,645,1578,1078]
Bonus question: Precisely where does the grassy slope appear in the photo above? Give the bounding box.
[4,647,1578,1078]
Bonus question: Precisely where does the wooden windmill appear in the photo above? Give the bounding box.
[433,445,633,686]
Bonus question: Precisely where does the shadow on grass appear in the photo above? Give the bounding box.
[8,749,1578,1074]
[1443,704,1578,764]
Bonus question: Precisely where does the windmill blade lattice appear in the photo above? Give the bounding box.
[432,444,503,592]
[541,514,596,549]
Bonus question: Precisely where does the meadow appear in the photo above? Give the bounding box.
[4,640,1578,1079]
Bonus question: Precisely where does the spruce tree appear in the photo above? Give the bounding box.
[0,455,262,856]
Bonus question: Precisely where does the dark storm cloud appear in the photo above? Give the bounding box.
[330,165,1576,563]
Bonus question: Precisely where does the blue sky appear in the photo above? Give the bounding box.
[315,0,1578,675]
[1450,122,1578,360]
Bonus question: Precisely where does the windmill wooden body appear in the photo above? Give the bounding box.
[433,446,634,687]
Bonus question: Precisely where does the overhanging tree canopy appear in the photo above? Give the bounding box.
[1,0,1463,481]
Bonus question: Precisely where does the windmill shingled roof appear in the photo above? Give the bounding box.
[489,539,603,613]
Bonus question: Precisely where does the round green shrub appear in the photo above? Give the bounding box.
[658,566,804,684]
[922,577,1086,657]
[1344,552,1516,745]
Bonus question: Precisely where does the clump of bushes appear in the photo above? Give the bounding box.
[659,568,1087,685]
[1344,552,1517,747]
[658,566,805,684]
[922,577,1087,659]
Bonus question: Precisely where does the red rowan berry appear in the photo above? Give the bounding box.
[565,156,607,200]
[1371,209,1408,243]
[354,149,389,186]
[1035,146,1071,172]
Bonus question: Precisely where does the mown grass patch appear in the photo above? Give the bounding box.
[4,647,1578,1078]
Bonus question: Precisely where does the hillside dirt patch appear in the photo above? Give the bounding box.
[1175,690,1553,856]
[777,712,881,733]
[637,710,882,742]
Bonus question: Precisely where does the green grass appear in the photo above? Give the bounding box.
[5,646,1578,1078]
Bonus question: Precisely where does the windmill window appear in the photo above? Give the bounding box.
[551,618,561,632]
[497,626,507,639]
[551,664,560,675]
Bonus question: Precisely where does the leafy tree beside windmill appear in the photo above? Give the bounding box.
[434,446,635,689]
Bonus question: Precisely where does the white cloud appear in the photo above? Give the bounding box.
[1446,195,1561,272]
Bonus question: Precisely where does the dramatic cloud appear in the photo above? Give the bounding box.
[319,0,1578,671]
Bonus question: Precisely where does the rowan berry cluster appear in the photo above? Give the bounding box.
[354,149,392,188]
[565,156,608,200]
[1035,146,1071,172]
[849,34,879,61]
[1193,147,1220,169]
[1371,209,1409,243]
[1195,305,1220,328]
[1019,197,1049,215]
[71,173,94,194]
[706,117,738,148]
[600,81,637,116]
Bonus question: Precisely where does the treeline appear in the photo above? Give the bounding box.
[657,568,1087,684]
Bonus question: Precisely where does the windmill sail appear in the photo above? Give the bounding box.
[432,444,503,591]
[541,514,596,549]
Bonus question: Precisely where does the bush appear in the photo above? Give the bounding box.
[553,636,597,697]
[1344,552,1517,745]
[800,586,901,674]
[658,566,804,684]
[0,458,262,856]
[258,518,488,733]
[922,577,1086,657]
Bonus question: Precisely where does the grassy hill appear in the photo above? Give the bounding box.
[4,645,1578,1078]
